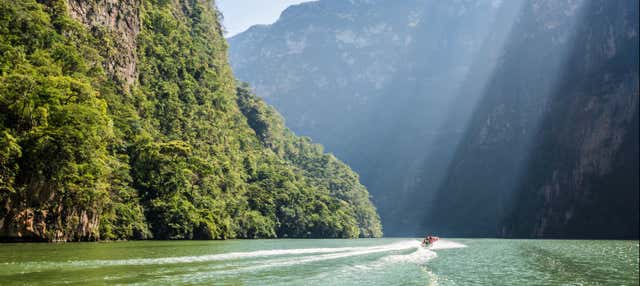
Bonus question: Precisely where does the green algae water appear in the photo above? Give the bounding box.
[0,239,637,285]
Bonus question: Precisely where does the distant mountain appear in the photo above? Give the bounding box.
[229,0,639,238]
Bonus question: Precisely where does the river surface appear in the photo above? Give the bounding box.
[0,239,637,285]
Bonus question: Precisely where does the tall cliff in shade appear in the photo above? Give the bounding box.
[498,0,639,238]
[0,0,381,242]
[229,0,639,238]
[426,0,639,238]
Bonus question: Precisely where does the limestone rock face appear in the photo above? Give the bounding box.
[67,0,141,88]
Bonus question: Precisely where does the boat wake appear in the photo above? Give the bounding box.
[430,240,467,250]
[367,239,465,268]
[7,239,467,284]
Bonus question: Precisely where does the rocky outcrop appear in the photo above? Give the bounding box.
[67,0,141,89]
[1,191,101,242]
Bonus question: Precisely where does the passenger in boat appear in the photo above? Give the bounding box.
[422,235,431,247]
[422,235,439,247]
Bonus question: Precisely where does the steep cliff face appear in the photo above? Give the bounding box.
[230,0,417,143]
[67,0,141,88]
[419,0,638,238]
[422,0,598,236]
[0,0,381,241]
[499,0,639,238]
[229,0,639,237]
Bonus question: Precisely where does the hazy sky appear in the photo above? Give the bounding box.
[217,0,312,37]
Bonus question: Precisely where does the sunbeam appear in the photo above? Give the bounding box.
[421,0,591,236]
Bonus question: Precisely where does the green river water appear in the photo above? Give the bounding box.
[0,239,637,285]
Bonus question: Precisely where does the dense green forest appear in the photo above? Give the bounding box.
[0,0,381,241]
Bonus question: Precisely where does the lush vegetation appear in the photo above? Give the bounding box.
[237,83,382,238]
[0,0,381,241]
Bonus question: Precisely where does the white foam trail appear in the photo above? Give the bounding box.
[241,240,420,271]
[77,246,362,266]
[257,240,443,285]
[425,268,441,286]
[11,239,467,277]
[359,239,466,271]
[380,246,438,264]
[9,245,374,272]
[356,240,465,285]
[429,239,467,250]
[160,240,422,283]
